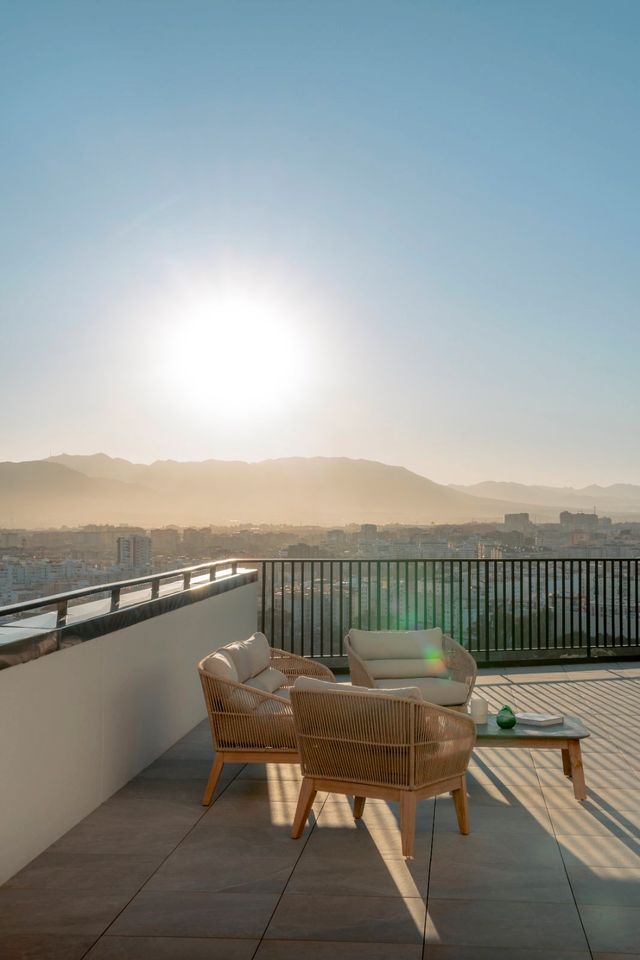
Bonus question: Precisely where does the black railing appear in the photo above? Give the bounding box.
[0,559,240,629]
[246,558,640,665]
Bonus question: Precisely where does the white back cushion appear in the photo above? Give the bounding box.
[202,634,272,684]
[202,649,239,683]
[294,675,423,702]
[224,641,253,682]
[348,627,445,671]
[244,632,271,676]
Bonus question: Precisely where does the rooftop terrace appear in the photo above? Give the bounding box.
[2,661,639,959]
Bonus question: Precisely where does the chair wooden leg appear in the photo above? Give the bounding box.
[202,754,225,807]
[291,778,317,839]
[353,796,366,819]
[452,776,470,835]
[399,792,417,857]
[562,748,572,777]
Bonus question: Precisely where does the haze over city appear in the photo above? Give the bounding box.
[3,1,639,487]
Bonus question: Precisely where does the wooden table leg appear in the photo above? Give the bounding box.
[567,740,587,801]
[562,747,572,778]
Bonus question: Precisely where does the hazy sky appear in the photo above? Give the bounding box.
[2,0,639,486]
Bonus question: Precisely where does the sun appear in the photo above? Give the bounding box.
[154,272,312,420]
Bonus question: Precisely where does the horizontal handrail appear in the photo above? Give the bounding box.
[0,559,241,622]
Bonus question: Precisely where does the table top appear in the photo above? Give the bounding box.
[475,714,589,741]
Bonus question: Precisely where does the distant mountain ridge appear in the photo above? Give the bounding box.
[0,454,638,528]
[0,453,535,528]
[451,480,640,516]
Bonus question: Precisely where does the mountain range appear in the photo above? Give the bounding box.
[0,453,638,527]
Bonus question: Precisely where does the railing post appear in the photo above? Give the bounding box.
[232,561,238,575]
[151,578,160,600]
[111,588,121,611]
[56,599,68,627]
[183,571,191,591]
[209,565,217,582]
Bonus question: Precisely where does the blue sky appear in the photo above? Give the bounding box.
[2,0,639,485]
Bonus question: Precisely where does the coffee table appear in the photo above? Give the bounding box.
[473,715,590,800]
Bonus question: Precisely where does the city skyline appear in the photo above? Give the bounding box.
[2,1,639,486]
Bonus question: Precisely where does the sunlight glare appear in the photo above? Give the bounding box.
[156,273,313,421]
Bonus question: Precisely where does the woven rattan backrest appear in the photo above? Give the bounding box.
[290,688,417,788]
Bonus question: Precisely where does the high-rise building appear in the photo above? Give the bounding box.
[150,528,180,555]
[504,513,531,534]
[117,535,152,570]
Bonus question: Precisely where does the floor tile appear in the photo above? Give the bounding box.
[542,787,640,808]
[548,804,640,838]
[423,947,590,959]
[257,942,422,959]
[237,763,303,781]
[180,822,312,862]
[425,899,588,950]
[288,848,428,897]
[592,955,640,960]
[109,891,279,938]
[145,846,294,895]
[567,866,640,906]
[579,904,640,953]
[6,852,159,894]
[557,834,640,869]
[434,801,551,835]
[0,887,133,936]
[265,894,426,943]
[0,935,95,960]
[431,831,564,869]
[47,797,202,858]
[304,822,431,862]
[85,936,258,959]
[428,857,573,903]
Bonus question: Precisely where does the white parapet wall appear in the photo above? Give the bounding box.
[0,576,258,885]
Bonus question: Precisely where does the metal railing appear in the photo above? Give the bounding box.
[0,559,240,629]
[246,558,640,664]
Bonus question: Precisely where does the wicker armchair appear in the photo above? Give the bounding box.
[346,627,477,709]
[199,640,334,806]
[290,679,476,856]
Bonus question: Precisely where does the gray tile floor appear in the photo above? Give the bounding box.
[1,663,639,959]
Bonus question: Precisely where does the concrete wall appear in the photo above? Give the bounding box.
[0,578,257,885]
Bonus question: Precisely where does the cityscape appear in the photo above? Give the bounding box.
[2,510,640,607]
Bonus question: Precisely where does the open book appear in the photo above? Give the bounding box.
[515,712,564,727]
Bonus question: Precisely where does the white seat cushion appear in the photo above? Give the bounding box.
[245,667,287,695]
[294,675,423,701]
[375,677,468,706]
[366,658,450,680]
[348,627,444,667]
[254,688,290,715]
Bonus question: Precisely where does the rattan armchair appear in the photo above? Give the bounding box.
[346,628,477,709]
[290,683,476,856]
[198,645,334,806]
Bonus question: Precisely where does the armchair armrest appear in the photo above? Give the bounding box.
[269,647,335,684]
[442,634,477,699]
[344,636,376,688]
[413,699,476,787]
[199,670,296,752]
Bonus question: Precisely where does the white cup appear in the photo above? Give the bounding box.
[469,697,489,724]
